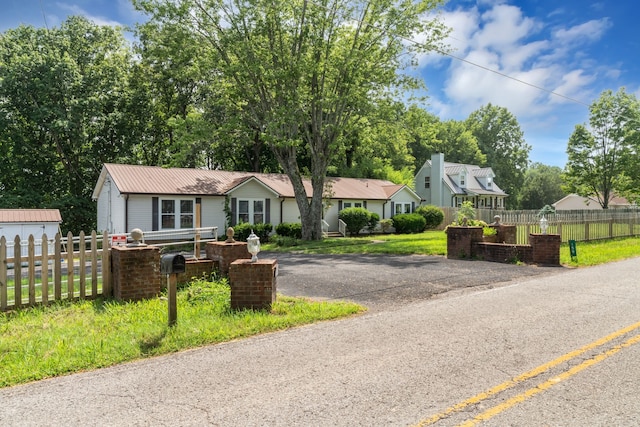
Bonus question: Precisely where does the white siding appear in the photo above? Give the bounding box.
[281,199,302,225]
[201,197,227,233]
[96,178,126,233]
[127,195,153,232]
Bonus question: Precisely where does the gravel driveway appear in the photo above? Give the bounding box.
[268,252,565,311]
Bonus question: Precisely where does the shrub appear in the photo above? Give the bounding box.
[392,213,426,234]
[367,212,380,232]
[415,205,444,230]
[338,207,371,236]
[380,219,393,233]
[275,222,302,239]
[233,222,273,242]
[269,235,300,247]
[456,200,476,224]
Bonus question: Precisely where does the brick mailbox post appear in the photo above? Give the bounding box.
[111,245,161,301]
[228,259,278,310]
[529,233,562,265]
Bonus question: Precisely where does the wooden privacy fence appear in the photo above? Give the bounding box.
[438,207,640,244]
[0,231,111,312]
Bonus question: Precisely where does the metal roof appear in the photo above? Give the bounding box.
[98,164,417,201]
[0,209,62,223]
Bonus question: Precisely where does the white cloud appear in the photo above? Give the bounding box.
[418,1,612,119]
[56,2,122,27]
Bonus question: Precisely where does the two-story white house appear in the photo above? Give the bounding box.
[414,153,508,208]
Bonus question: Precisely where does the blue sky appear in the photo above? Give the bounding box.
[2,0,638,168]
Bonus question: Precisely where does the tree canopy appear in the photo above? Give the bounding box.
[465,103,531,209]
[133,0,450,239]
[0,17,134,231]
[564,88,640,208]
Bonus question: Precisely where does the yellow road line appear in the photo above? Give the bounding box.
[459,332,640,426]
[414,320,640,426]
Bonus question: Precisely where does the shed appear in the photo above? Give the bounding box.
[0,209,62,256]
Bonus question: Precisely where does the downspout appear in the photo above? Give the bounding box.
[280,198,285,224]
[382,201,387,219]
[124,195,129,233]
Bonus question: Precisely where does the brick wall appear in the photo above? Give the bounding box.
[111,246,161,301]
[487,224,517,244]
[530,233,561,265]
[446,226,483,259]
[174,259,216,285]
[206,241,251,276]
[228,259,277,310]
[473,242,533,264]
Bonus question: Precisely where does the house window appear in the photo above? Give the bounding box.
[161,199,194,229]
[395,202,411,215]
[424,177,430,189]
[460,174,465,187]
[342,201,363,210]
[238,199,265,224]
[487,177,492,189]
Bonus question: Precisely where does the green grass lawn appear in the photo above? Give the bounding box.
[0,278,364,388]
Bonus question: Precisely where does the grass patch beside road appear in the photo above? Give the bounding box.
[266,231,640,267]
[0,278,364,388]
[265,231,447,256]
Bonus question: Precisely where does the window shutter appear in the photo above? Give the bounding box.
[363,201,367,209]
[152,197,159,231]
[338,200,343,211]
[412,202,415,213]
[231,197,237,226]
[265,198,271,223]
[390,202,395,216]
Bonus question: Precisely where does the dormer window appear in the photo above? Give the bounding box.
[460,173,465,187]
[487,177,492,189]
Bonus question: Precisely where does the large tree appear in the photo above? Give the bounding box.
[134,0,449,240]
[465,104,531,209]
[519,163,566,210]
[564,88,640,208]
[0,17,134,232]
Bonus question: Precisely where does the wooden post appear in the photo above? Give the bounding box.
[14,235,21,308]
[79,231,86,299]
[101,231,111,297]
[168,274,177,327]
[194,231,201,259]
[54,233,62,300]
[91,231,98,296]
[67,231,74,300]
[28,235,36,305]
[0,236,7,311]
[42,233,49,306]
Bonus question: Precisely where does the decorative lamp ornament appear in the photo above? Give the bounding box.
[247,230,260,262]
[539,216,548,235]
[128,228,146,246]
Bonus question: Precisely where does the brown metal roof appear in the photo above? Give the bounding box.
[102,164,411,201]
[0,209,62,223]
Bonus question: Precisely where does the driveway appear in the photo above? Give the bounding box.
[270,252,564,311]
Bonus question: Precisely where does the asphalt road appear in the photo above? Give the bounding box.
[1,254,639,426]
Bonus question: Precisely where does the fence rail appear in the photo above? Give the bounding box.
[438,207,640,244]
[0,231,110,312]
[0,227,218,312]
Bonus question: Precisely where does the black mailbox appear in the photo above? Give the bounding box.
[161,253,186,274]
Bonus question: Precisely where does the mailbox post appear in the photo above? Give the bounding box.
[161,254,186,326]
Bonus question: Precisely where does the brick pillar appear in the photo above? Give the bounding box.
[446,226,483,259]
[530,233,561,265]
[206,241,251,276]
[111,245,161,301]
[229,259,277,310]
